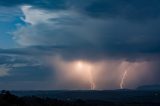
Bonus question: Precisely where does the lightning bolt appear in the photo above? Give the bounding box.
[120,70,128,89]
[88,70,96,90]
[88,66,96,90]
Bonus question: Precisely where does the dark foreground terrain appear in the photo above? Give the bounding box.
[0,90,160,106]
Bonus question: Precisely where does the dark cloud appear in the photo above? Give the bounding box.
[1,0,160,20]
[1,0,159,57]
[0,47,54,85]
[0,66,52,81]
[82,0,160,20]
[13,19,160,61]
[0,0,67,9]
[5,24,160,61]
[10,0,160,60]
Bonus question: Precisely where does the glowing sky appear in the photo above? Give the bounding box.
[0,0,160,90]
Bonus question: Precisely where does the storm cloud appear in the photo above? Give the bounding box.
[0,0,160,89]
[12,0,160,58]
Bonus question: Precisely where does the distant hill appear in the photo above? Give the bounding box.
[2,90,160,106]
[137,85,160,90]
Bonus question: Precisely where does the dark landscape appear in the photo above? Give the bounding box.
[0,85,159,106]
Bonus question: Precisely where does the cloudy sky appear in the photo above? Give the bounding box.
[0,0,160,90]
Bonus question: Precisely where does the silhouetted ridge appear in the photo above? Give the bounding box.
[137,85,160,90]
